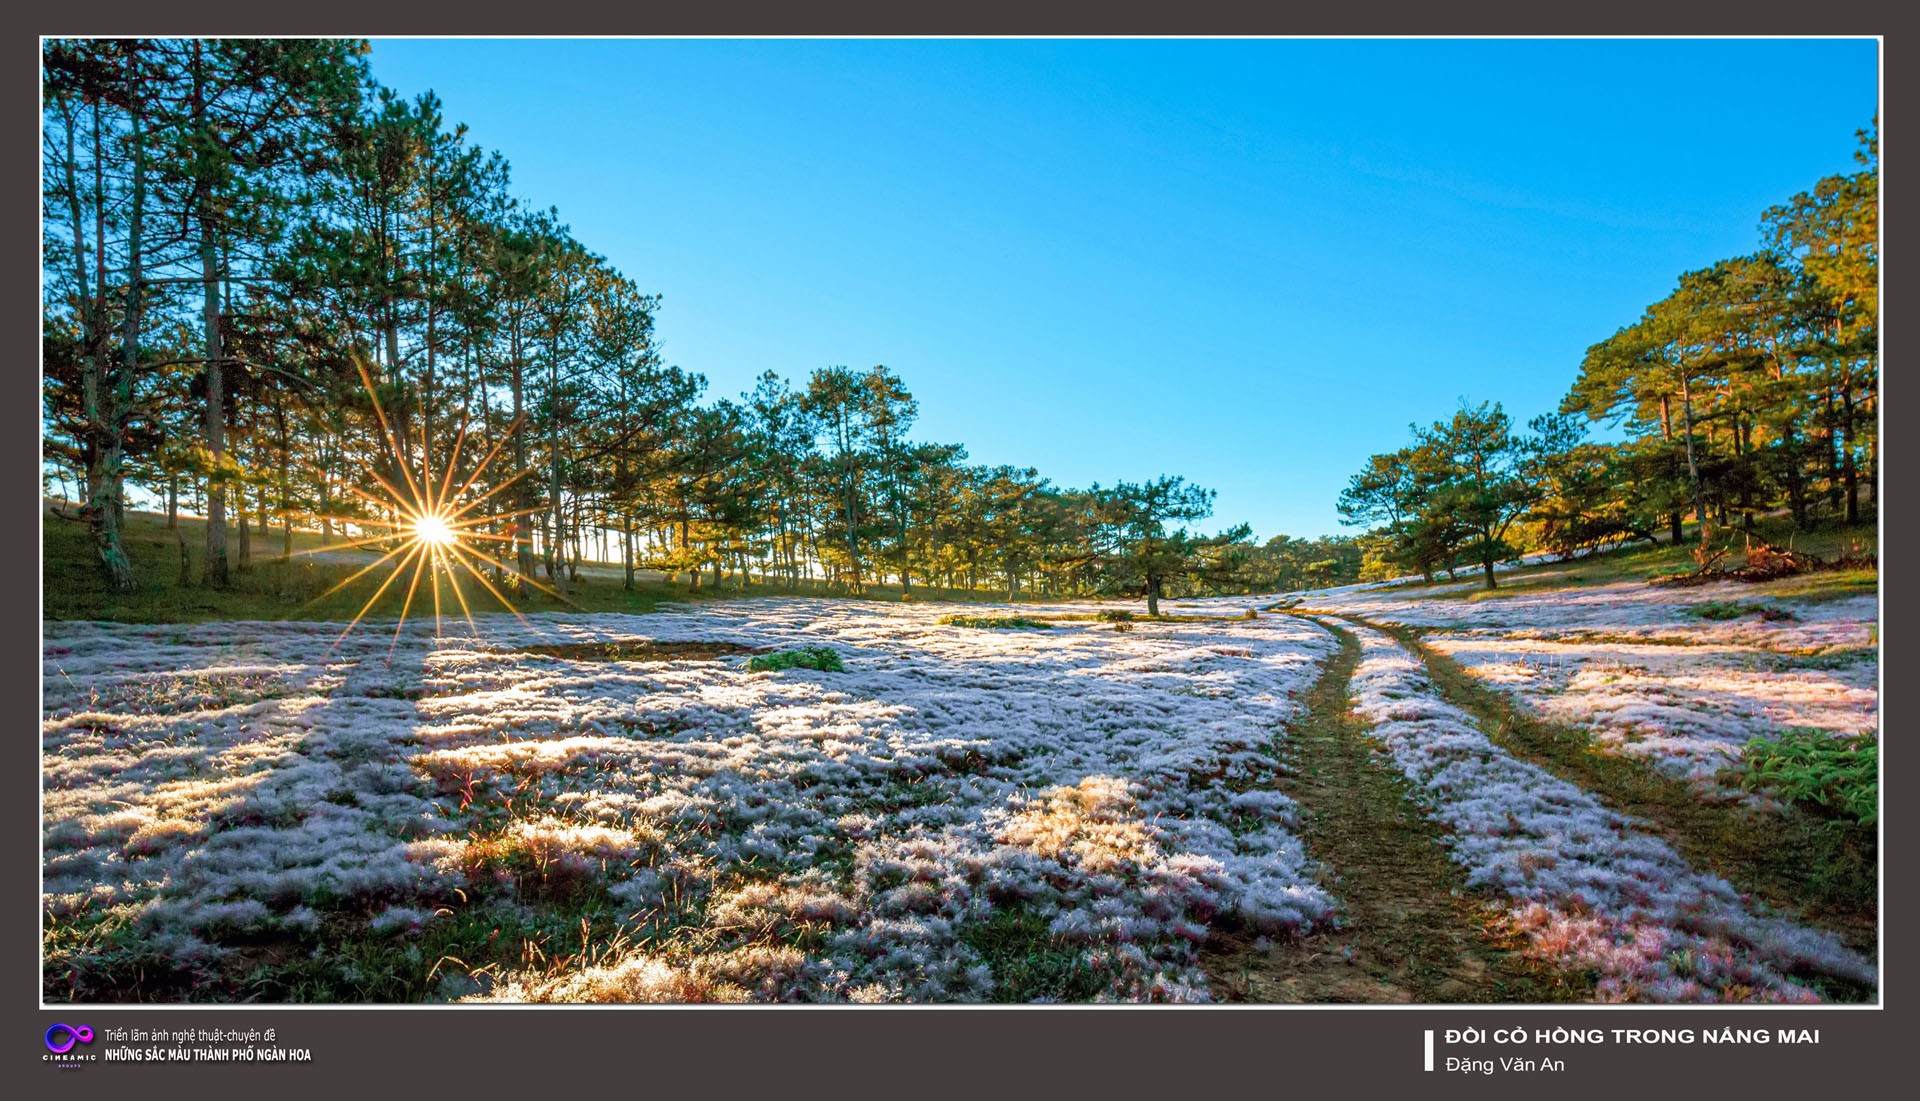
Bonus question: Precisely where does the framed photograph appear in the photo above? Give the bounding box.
[29,26,1893,1095]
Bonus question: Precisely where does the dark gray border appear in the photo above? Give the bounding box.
[9,6,1905,1100]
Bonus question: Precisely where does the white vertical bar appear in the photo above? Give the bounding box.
[1424,1030,1435,1072]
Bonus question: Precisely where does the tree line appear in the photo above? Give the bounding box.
[42,39,1365,613]
[1340,122,1878,588]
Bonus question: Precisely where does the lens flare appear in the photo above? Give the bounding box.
[414,513,457,547]
[289,357,576,650]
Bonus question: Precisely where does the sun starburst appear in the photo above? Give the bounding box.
[413,512,457,547]
[289,358,577,649]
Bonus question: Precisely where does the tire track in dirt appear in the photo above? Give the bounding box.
[1315,610,1876,974]
[1201,617,1589,1003]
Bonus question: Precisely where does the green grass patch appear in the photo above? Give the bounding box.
[1053,611,1234,625]
[1686,601,1750,621]
[1734,730,1878,827]
[521,640,766,663]
[42,903,198,1002]
[939,615,1053,630]
[1461,573,1586,601]
[43,892,638,1003]
[243,902,646,1003]
[1682,601,1798,623]
[1747,646,1877,673]
[1748,568,1880,604]
[961,907,1109,1003]
[745,647,845,673]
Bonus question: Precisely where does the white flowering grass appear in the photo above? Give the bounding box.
[1340,620,1875,1003]
[1297,578,1877,792]
[44,598,1334,1003]
[1427,637,1875,786]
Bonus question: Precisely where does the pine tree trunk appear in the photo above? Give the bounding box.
[1841,387,1859,524]
[318,444,334,544]
[238,491,251,572]
[74,86,136,593]
[548,356,567,593]
[1678,371,1707,543]
[1783,417,1809,529]
[510,320,533,585]
[193,42,229,589]
[567,496,581,582]
[623,514,635,590]
[273,398,293,559]
[1658,395,1685,545]
[1824,389,1842,514]
[422,159,437,473]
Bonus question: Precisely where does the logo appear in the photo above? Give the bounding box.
[45,1024,93,1055]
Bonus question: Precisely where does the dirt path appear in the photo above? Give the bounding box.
[1319,612,1876,975]
[1202,618,1589,1003]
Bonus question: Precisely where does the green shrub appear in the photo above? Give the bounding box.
[1095,609,1133,623]
[938,615,1053,630]
[1735,729,1877,826]
[1686,601,1749,621]
[1681,595,1797,622]
[746,647,845,673]
[1684,600,1798,623]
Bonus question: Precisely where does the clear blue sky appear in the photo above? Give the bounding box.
[367,37,1878,541]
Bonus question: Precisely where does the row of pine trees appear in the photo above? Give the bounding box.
[43,39,1362,611]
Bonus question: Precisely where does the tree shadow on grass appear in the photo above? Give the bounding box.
[43,618,443,1002]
